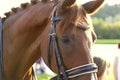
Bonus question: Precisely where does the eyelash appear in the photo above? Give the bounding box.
[77,23,90,31]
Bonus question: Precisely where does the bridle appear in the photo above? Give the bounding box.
[46,1,98,80]
[0,1,97,80]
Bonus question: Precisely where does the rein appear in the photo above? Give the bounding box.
[0,19,6,80]
[46,1,98,80]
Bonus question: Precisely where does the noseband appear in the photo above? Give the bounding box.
[46,2,98,80]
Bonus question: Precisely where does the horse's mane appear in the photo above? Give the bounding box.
[1,0,54,22]
[1,0,77,24]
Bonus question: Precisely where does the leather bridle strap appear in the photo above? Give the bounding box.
[0,19,6,80]
[66,63,97,79]
[47,8,69,80]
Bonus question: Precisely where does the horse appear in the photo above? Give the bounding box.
[0,0,104,80]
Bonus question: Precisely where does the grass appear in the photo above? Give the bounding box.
[108,65,114,80]
[37,71,114,80]
[37,73,56,80]
[95,39,120,44]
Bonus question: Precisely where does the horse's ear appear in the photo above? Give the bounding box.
[61,0,76,9]
[82,0,104,14]
[58,0,76,14]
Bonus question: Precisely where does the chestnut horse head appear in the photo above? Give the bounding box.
[0,0,104,80]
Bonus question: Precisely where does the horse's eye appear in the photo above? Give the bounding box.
[61,35,70,44]
[77,23,90,31]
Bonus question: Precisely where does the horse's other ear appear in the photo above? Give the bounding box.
[58,0,76,14]
[82,0,104,14]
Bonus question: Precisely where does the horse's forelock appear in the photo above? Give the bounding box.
[63,5,84,22]
[60,5,90,30]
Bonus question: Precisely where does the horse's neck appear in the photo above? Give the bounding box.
[3,3,53,80]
